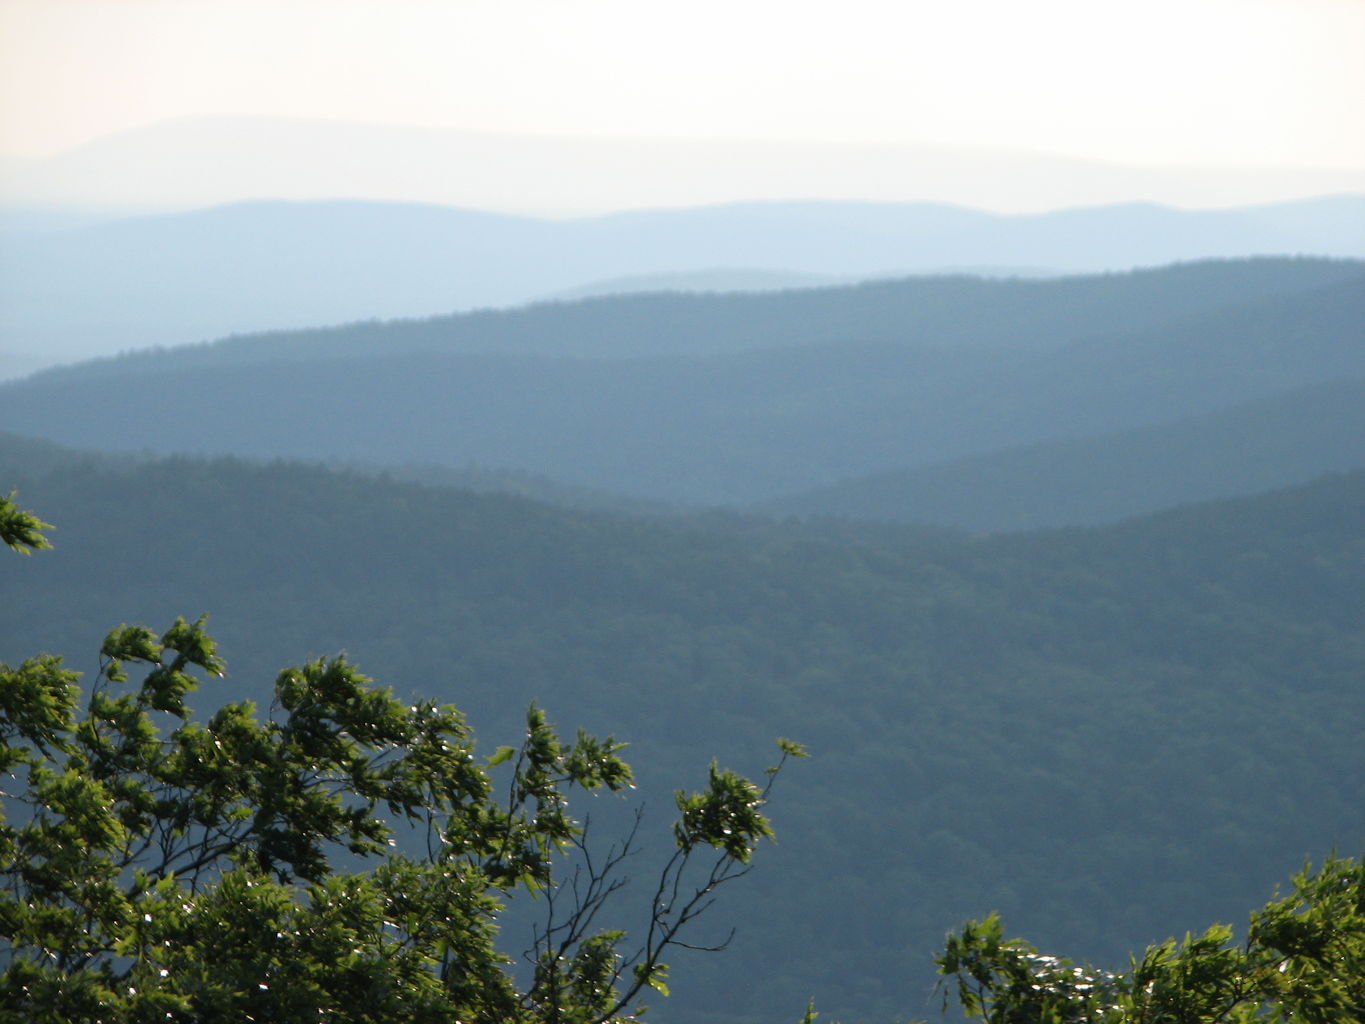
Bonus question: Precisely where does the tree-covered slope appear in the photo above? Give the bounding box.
[2,260,1361,509]
[3,442,1361,1021]
[762,376,1365,530]
[17,255,1361,377]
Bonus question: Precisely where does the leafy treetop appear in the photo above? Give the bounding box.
[935,854,1365,1024]
[0,489,52,554]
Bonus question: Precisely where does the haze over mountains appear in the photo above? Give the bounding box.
[6,115,1365,216]
[3,192,1363,376]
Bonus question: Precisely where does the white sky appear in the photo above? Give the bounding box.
[2,0,1363,168]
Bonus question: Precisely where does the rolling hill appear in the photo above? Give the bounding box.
[2,438,1362,1022]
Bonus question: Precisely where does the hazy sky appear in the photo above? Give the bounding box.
[2,0,1363,168]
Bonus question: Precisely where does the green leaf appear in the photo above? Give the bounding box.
[0,489,53,554]
[776,737,809,758]
[635,961,671,997]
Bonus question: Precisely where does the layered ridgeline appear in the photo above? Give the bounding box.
[3,438,1362,1022]
[2,257,1363,526]
[762,376,1365,530]
[3,193,1364,370]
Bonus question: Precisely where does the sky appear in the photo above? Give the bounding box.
[2,0,1363,168]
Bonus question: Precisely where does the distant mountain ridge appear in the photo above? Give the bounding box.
[3,194,1363,373]
[541,268,858,301]
[12,252,1363,375]
[3,257,1361,523]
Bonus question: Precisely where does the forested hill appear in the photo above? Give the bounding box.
[2,258,1362,518]
[761,375,1365,529]
[3,441,1362,1022]
[18,255,1362,375]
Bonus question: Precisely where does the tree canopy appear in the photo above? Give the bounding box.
[936,854,1365,1023]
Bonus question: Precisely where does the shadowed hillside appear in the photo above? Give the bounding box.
[762,376,1365,530]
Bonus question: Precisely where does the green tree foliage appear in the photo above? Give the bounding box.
[0,505,803,1023]
[0,489,52,554]
[936,855,1365,1023]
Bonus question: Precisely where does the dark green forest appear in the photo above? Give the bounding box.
[3,436,1361,1021]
